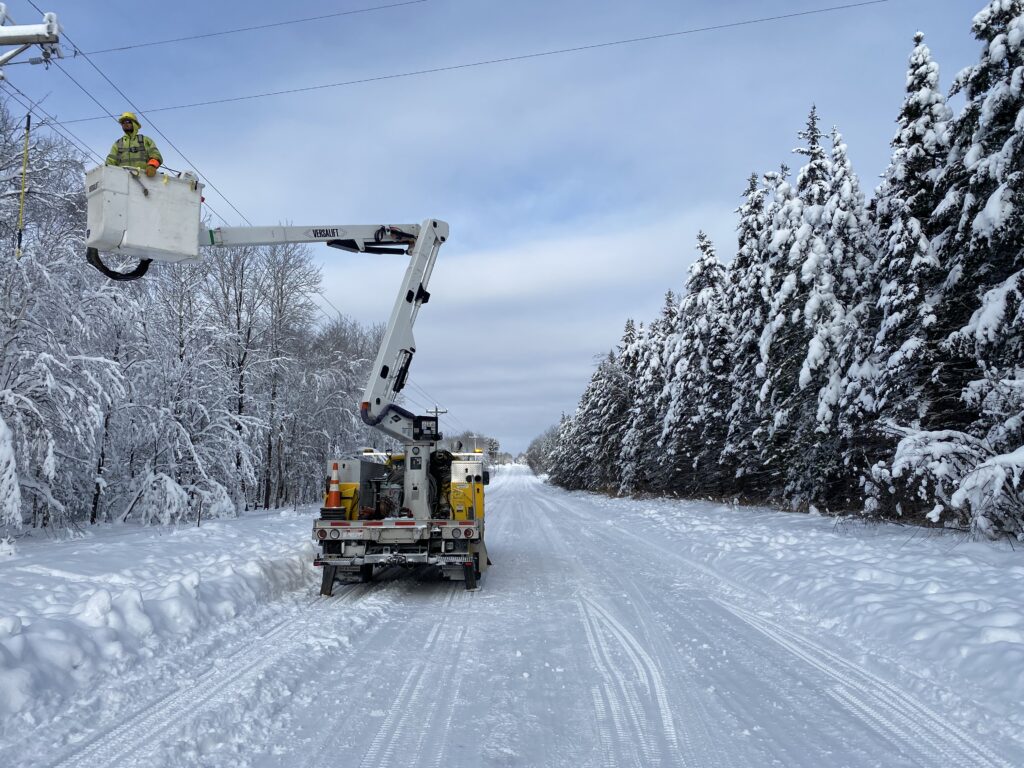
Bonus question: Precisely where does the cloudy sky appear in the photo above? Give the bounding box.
[5,0,979,452]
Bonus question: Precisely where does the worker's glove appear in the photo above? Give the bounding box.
[145,165,157,177]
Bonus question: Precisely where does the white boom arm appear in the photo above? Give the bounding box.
[205,219,449,434]
[204,219,449,519]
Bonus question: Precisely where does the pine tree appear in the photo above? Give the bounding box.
[548,351,628,492]
[619,293,677,493]
[894,1,1024,536]
[824,127,879,507]
[866,31,952,515]
[659,233,731,494]
[721,174,772,494]
[729,167,790,495]
[755,108,849,509]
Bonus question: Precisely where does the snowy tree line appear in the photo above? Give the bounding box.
[530,2,1024,539]
[0,98,385,530]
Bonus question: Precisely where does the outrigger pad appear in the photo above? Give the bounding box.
[87,247,152,281]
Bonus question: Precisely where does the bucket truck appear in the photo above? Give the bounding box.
[83,164,489,592]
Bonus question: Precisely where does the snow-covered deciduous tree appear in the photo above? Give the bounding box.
[0,101,123,528]
[0,415,20,527]
[0,97,388,533]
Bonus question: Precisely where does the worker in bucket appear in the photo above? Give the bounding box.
[105,112,162,176]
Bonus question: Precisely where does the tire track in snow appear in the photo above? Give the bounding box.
[590,685,617,768]
[355,585,471,768]
[580,598,663,766]
[585,597,680,755]
[540,484,1024,767]
[576,596,645,767]
[532,501,686,767]
[299,587,438,768]
[532,503,637,766]
[427,622,471,768]
[537,492,721,768]
[46,585,377,768]
[715,599,1013,768]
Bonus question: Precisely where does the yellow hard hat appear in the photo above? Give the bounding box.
[118,112,140,127]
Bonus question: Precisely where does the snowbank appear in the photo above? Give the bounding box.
[0,510,317,729]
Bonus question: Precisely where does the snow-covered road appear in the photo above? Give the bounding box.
[1,465,1022,767]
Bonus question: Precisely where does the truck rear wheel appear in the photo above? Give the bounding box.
[320,565,337,596]
[359,563,374,583]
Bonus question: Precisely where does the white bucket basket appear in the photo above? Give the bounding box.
[85,165,204,263]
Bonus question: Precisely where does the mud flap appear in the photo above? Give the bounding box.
[320,565,337,596]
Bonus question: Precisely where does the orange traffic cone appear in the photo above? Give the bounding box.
[323,462,343,510]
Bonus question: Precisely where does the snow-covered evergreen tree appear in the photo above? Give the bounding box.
[824,127,879,506]
[721,174,772,494]
[726,169,801,497]
[618,294,677,493]
[659,233,731,494]
[548,350,628,492]
[896,0,1024,536]
[755,108,849,509]
[866,31,952,516]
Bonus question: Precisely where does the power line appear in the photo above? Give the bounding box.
[3,79,237,226]
[18,0,251,224]
[405,377,471,433]
[1,80,104,164]
[11,6,396,387]
[82,1,428,55]
[315,289,347,320]
[55,53,253,225]
[58,0,892,124]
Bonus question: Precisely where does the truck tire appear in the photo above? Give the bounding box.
[320,565,337,596]
[359,563,374,583]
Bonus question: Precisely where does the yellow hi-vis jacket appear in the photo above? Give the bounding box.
[105,129,163,170]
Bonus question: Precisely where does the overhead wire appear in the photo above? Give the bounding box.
[1,80,103,163]
[2,79,231,243]
[17,1,849,442]
[82,1,428,55]
[7,9,441,424]
[404,377,472,435]
[56,54,250,226]
[19,0,250,225]
[56,0,894,124]
[7,0,428,62]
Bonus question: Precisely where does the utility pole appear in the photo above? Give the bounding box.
[0,5,63,79]
[426,404,447,438]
